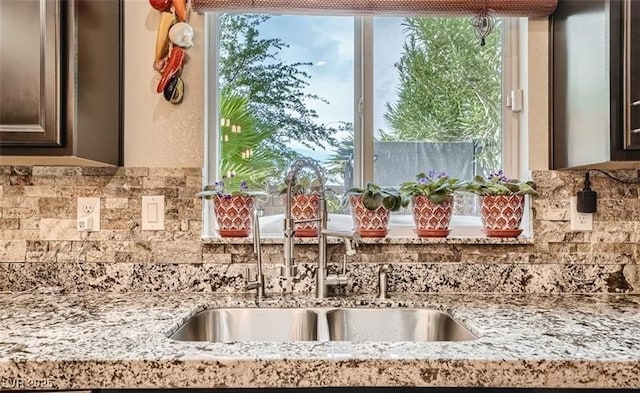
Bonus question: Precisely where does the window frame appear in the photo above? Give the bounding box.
[203,13,523,237]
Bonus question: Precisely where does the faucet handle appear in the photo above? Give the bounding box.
[325,256,349,287]
[344,238,357,256]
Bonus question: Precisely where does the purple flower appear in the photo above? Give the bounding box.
[240,180,249,191]
[421,170,448,183]
[488,170,509,182]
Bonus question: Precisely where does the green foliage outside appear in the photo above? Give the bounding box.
[325,122,354,185]
[217,15,504,194]
[218,88,280,190]
[383,18,503,171]
[218,14,338,172]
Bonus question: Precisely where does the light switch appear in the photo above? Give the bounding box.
[142,196,164,230]
[148,203,158,222]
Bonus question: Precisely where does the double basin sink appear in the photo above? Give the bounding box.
[169,308,476,342]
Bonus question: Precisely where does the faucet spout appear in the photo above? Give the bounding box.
[281,157,360,298]
[281,157,327,279]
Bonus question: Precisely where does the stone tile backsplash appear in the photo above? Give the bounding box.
[0,166,639,294]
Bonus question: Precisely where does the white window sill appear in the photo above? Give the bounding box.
[203,214,534,245]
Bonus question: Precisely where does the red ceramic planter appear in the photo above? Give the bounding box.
[480,194,525,237]
[213,195,254,237]
[288,194,320,237]
[349,195,390,237]
[412,195,453,238]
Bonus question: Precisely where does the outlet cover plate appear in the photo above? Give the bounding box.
[77,197,100,232]
[570,196,592,231]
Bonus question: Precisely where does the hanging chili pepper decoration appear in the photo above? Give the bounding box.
[157,47,185,93]
[150,0,192,104]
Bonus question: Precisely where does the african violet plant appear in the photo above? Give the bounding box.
[464,170,539,196]
[343,183,408,211]
[278,175,322,195]
[400,170,467,204]
[197,174,266,199]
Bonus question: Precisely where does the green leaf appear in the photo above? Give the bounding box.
[363,192,383,210]
[382,196,397,211]
[429,194,447,204]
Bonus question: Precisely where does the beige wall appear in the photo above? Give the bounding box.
[527,18,551,171]
[124,3,204,168]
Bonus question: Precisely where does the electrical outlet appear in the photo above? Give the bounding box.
[570,196,592,231]
[77,197,100,232]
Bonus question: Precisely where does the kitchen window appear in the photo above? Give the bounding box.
[203,13,523,237]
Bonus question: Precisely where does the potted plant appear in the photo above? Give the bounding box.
[279,176,322,237]
[400,171,466,238]
[198,176,265,237]
[464,170,539,237]
[343,183,408,237]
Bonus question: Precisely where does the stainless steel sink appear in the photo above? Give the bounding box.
[170,308,318,342]
[326,308,476,342]
[169,308,476,343]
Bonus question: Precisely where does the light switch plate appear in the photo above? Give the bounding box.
[77,197,100,232]
[142,196,165,231]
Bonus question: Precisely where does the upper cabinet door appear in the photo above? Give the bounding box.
[0,0,62,147]
[0,0,123,166]
[624,0,640,150]
[552,0,640,168]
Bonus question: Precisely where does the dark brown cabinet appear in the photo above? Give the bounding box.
[552,0,640,168]
[0,0,63,147]
[624,0,640,150]
[0,0,123,166]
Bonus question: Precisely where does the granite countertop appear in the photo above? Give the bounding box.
[1,292,640,390]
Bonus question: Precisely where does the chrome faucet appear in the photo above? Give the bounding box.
[282,157,359,298]
[245,208,266,299]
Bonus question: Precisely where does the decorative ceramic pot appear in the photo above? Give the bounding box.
[289,194,320,237]
[213,195,254,237]
[349,195,390,237]
[412,195,453,238]
[480,194,525,237]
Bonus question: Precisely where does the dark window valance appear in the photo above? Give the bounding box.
[191,0,557,17]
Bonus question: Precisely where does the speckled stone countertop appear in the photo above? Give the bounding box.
[1,292,639,390]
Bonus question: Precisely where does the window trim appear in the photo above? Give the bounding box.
[203,13,524,237]
[203,12,219,236]
[502,18,522,180]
